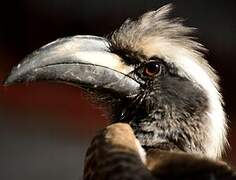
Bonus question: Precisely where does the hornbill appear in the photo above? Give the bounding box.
[4,4,236,180]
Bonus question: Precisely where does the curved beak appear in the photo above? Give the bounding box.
[4,35,140,97]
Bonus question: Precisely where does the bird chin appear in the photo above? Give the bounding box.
[131,122,181,151]
[136,132,180,151]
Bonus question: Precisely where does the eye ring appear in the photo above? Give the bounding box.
[143,61,162,77]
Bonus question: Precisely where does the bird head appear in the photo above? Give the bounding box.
[4,4,227,159]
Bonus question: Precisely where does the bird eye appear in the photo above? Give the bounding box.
[144,61,161,77]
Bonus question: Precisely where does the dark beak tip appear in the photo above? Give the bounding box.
[3,76,15,86]
[2,65,20,86]
[3,80,9,86]
[3,70,22,86]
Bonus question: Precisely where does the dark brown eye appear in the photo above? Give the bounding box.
[144,61,161,77]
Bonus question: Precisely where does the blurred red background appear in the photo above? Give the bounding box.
[0,1,235,180]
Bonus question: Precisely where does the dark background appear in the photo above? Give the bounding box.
[0,0,235,180]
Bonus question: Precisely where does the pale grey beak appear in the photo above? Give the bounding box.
[4,35,139,97]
